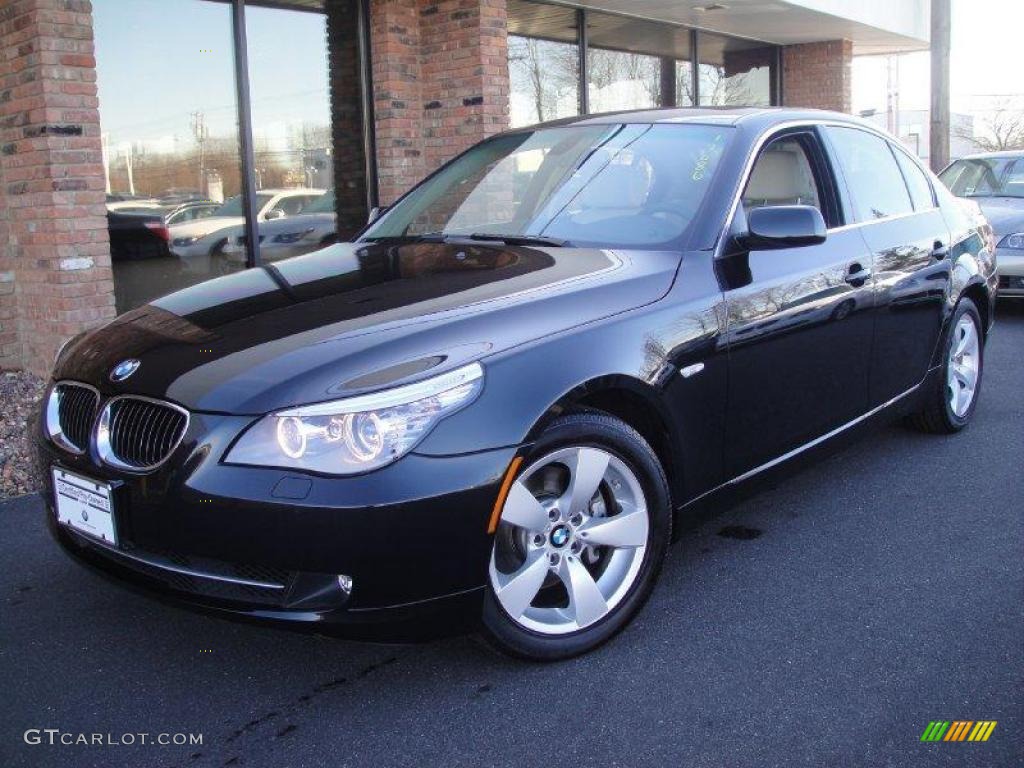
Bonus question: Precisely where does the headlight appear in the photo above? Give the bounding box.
[998,232,1024,250]
[225,362,484,474]
[272,228,314,244]
[172,236,199,247]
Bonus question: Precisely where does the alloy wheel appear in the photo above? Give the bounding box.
[488,446,650,635]
[947,313,980,418]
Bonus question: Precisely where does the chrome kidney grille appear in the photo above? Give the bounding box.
[46,382,100,453]
[96,396,189,471]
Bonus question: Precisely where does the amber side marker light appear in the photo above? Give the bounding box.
[487,456,523,534]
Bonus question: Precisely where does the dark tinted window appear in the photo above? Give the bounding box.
[892,146,935,210]
[828,127,913,221]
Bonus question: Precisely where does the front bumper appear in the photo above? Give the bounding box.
[36,409,517,638]
[996,248,1024,297]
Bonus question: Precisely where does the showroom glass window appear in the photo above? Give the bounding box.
[587,12,694,112]
[697,32,774,107]
[507,1,581,128]
[245,3,336,253]
[94,0,245,313]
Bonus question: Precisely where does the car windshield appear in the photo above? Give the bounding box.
[215,194,273,217]
[939,157,1024,198]
[362,123,733,249]
[303,190,335,214]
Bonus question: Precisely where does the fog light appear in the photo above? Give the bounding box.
[337,574,353,594]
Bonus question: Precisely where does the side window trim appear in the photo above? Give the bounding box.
[890,142,938,211]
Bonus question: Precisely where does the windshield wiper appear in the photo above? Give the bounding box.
[465,233,568,247]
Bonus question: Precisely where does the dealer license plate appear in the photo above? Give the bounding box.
[52,467,117,546]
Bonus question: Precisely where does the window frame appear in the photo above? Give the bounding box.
[739,129,840,228]
[823,124,916,227]
[889,142,937,212]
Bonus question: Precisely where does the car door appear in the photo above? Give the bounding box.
[825,127,951,405]
[720,128,875,477]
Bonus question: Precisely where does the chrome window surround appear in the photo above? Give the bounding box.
[95,394,191,473]
[45,381,100,456]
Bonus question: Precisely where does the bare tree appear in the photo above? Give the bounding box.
[955,100,1024,152]
[509,36,579,124]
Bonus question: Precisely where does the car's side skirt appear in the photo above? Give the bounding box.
[680,383,920,510]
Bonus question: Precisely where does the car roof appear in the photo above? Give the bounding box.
[957,149,1024,161]
[512,106,883,133]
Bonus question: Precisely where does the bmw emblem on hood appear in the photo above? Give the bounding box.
[110,358,140,382]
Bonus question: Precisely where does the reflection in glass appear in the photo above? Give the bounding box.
[586,12,694,112]
[94,0,245,314]
[698,32,774,107]
[700,32,770,107]
[364,123,733,250]
[508,1,580,127]
[244,3,332,258]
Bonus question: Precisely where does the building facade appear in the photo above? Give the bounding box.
[0,0,928,374]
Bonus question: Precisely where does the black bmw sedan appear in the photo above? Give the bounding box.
[38,109,997,660]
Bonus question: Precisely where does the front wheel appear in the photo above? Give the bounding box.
[907,297,984,433]
[481,412,671,660]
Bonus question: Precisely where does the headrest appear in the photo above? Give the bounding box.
[744,149,806,202]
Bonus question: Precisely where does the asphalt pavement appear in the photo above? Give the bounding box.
[1,303,1022,768]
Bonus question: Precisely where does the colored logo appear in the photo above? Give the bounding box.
[550,525,570,548]
[110,359,140,382]
[921,721,997,742]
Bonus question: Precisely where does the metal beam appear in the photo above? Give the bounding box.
[231,0,262,267]
[577,8,589,114]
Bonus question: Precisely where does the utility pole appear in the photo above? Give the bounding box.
[190,111,208,195]
[929,0,951,171]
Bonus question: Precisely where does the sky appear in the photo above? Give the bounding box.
[852,0,1024,116]
[93,0,330,154]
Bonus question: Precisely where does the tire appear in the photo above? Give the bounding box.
[481,412,672,661]
[907,297,984,434]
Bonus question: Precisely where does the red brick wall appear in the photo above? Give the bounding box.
[0,0,114,374]
[369,0,509,204]
[326,1,370,239]
[781,39,853,113]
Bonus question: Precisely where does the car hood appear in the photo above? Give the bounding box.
[57,241,682,414]
[169,216,244,241]
[973,197,1024,237]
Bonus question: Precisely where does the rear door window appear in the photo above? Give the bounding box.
[892,146,936,211]
[828,127,913,222]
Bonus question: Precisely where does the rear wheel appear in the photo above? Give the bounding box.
[907,297,984,433]
[481,413,671,660]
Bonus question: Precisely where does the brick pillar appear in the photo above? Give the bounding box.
[781,39,853,113]
[368,0,509,205]
[370,0,425,205]
[0,0,114,374]
[326,0,370,239]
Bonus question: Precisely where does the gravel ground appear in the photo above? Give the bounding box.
[0,370,44,500]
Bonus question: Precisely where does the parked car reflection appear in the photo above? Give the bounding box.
[221,189,339,265]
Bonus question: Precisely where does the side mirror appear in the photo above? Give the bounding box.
[367,206,387,225]
[742,205,827,250]
[264,208,287,220]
